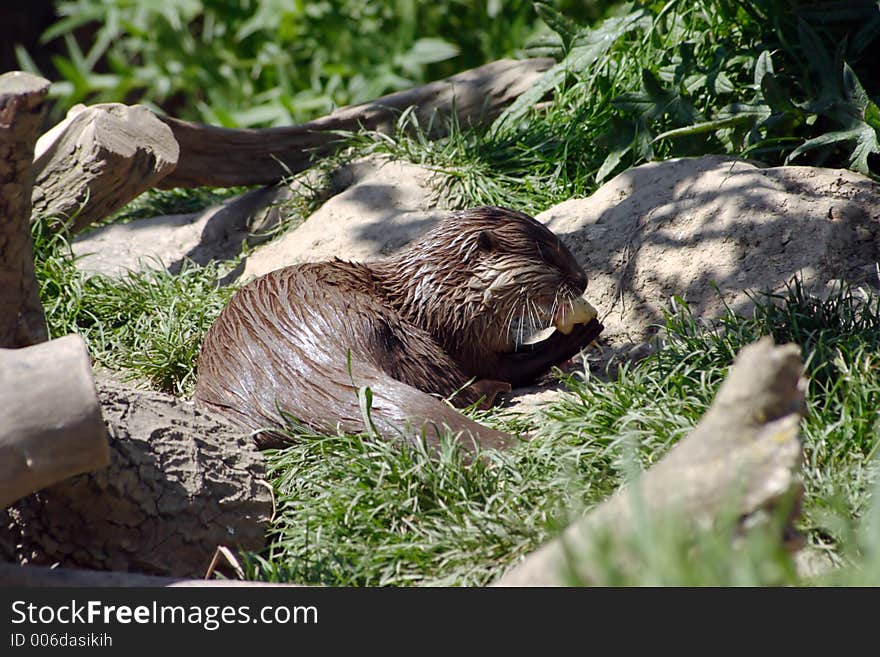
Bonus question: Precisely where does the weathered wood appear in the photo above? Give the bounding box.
[495,337,805,586]
[0,562,303,587]
[158,57,553,188]
[4,377,272,578]
[32,102,179,232]
[0,71,49,347]
[0,334,109,508]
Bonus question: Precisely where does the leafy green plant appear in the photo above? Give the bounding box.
[494,4,652,129]
[19,0,598,127]
[781,21,880,173]
[584,2,880,178]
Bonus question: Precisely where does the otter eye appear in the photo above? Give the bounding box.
[477,230,498,252]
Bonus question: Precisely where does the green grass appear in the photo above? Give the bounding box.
[32,216,235,396]
[234,280,880,586]
[29,150,361,396]
[30,169,333,394]
[654,282,880,543]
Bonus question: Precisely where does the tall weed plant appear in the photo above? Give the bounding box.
[18,0,602,127]
[497,0,880,182]
[339,0,880,216]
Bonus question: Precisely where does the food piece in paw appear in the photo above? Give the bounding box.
[520,296,598,345]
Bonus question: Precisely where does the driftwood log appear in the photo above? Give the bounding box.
[26,58,549,235]
[496,337,806,586]
[158,57,553,188]
[0,71,49,347]
[0,334,109,509]
[32,103,179,232]
[3,378,272,578]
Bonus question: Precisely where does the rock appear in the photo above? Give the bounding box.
[72,156,446,282]
[794,547,838,580]
[538,156,880,345]
[498,382,570,416]
[3,376,271,578]
[240,157,448,280]
[242,155,880,348]
[72,184,298,278]
[74,210,217,277]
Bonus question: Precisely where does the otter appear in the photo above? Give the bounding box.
[195,206,603,450]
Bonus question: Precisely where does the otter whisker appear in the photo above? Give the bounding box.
[528,298,543,332]
[549,295,559,325]
[502,290,522,337]
[517,301,527,345]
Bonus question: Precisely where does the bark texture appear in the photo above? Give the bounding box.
[32,102,179,232]
[158,58,552,188]
[0,334,109,509]
[3,378,272,578]
[0,71,49,347]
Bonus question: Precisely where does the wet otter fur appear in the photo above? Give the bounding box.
[195,206,603,449]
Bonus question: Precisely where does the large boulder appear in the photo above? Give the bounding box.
[539,156,880,345]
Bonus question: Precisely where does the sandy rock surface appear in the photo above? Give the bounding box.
[72,184,297,277]
[73,209,217,277]
[240,158,449,280]
[539,156,880,345]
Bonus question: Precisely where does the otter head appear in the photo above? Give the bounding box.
[377,206,591,365]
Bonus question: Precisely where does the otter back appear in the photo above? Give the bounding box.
[195,261,513,449]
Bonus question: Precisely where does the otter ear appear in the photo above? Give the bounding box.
[477,230,498,252]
